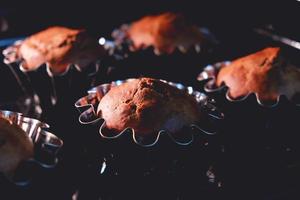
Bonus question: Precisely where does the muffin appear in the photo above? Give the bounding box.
[75,78,223,198]
[122,12,207,54]
[216,47,300,103]
[104,12,216,84]
[97,78,206,135]
[196,48,300,197]
[2,26,108,118]
[198,47,300,135]
[4,26,105,75]
[0,117,34,176]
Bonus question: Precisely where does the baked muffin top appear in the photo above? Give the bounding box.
[216,47,300,102]
[0,117,34,175]
[97,78,203,135]
[124,12,205,54]
[5,26,105,74]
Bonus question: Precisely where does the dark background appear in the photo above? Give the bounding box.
[1,1,300,200]
[1,1,300,40]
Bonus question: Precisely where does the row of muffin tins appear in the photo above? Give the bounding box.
[71,46,300,199]
[0,12,298,198]
[0,13,215,190]
[2,30,300,150]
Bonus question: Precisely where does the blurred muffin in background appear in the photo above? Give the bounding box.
[103,12,217,85]
[2,26,108,118]
[117,12,209,55]
[3,26,106,75]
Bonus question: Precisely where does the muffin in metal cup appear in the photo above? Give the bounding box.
[0,110,63,186]
[2,26,107,118]
[197,47,300,194]
[74,78,224,199]
[198,47,300,146]
[99,12,218,85]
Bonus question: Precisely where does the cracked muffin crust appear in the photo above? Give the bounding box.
[216,47,300,102]
[4,26,105,74]
[97,78,204,135]
[0,117,34,176]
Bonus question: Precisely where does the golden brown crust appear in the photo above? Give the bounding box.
[14,26,105,74]
[0,117,34,175]
[216,47,300,102]
[127,13,205,54]
[97,78,203,135]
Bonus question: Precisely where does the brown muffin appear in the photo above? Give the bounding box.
[0,117,34,176]
[97,78,203,135]
[216,47,300,102]
[125,12,205,54]
[4,26,105,74]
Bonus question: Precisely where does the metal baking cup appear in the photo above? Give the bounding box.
[197,61,300,107]
[99,24,217,59]
[75,79,224,147]
[0,110,63,186]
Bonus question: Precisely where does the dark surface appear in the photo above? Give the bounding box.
[0,1,300,39]
[0,1,300,200]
